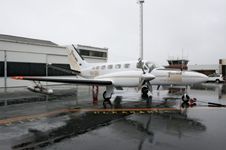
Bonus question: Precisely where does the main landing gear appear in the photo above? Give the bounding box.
[181,93,197,108]
[141,86,153,107]
[182,93,190,103]
[141,85,152,99]
[103,91,113,108]
[141,86,149,96]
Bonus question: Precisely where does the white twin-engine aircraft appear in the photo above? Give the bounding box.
[13,44,208,105]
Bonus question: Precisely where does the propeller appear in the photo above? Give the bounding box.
[137,58,146,91]
[137,58,146,74]
[137,58,155,95]
[138,77,145,91]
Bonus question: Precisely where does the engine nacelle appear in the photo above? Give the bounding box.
[27,86,53,95]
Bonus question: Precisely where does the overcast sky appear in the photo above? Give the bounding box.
[0,0,225,65]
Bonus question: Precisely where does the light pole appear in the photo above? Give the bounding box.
[138,0,144,60]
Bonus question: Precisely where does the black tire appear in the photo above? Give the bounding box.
[103,99,112,109]
[103,91,106,99]
[182,94,190,102]
[103,91,112,100]
[216,79,220,83]
[181,102,189,108]
[141,86,148,95]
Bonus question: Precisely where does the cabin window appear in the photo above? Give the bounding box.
[115,64,121,69]
[124,64,130,68]
[107,65,113,69]
[101,65,106,70]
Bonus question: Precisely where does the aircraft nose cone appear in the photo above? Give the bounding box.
[142,73,155,81]
[197,72,208,82]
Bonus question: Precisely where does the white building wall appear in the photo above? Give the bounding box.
[0,50,3,60]
[0,40,68,65]
[188,64,219,73]
[47,54,68,64]
[0,40,68,88]
[84,57,107,63]
[221,59,226,65]
[7,51,46,63]
[0,41,65,55]
[0,39,108,88]
[0,78,4,88]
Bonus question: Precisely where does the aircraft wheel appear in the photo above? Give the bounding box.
[141,86,148,95]
[142,93,149,99]
[103,91,112,100]
[216,79,220,83]
[181,102,189,108]
[103,99,112,109]
[182,94,190,102]
[103,91,107,99]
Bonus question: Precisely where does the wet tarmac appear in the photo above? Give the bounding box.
[0,83,226,150]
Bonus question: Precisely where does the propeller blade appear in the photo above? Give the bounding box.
[157,85,160,90]
[137,58,146,74]
[138,78,145,91]
[147,81,153,94]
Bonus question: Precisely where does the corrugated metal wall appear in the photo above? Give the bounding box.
[0,41,69,88]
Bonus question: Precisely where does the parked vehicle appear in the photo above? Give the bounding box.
[207,73,224,83]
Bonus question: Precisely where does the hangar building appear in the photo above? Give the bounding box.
[0,34,108,88]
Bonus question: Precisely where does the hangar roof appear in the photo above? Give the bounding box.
[0,34,58,47]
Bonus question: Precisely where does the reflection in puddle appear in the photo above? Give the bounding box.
[11,105,206,150]
[1,84,226,149]
[191,83,226,99]
[12,112,129,149]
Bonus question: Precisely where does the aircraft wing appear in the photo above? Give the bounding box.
[12,76,113,86]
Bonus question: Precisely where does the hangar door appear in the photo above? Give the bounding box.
[222,65,226,77]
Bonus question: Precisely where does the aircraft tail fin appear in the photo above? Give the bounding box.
[66,44,89,72]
